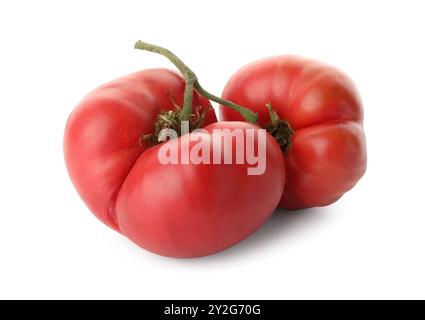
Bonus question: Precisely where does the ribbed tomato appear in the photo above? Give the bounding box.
[220,56,367,209]
[64,69,216,231]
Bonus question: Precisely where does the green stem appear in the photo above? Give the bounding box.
[134,40,258,124]
[265,102,294,153]
[266,102,279,125]
[134,40,195,121]
[195,83,257,124]
[182,76,195,121]
[134,41,193,77]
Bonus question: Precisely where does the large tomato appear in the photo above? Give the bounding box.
[64,68,285,257]
[220,56,367,209]
[64,69,216,231]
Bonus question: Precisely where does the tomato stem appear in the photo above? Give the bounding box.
[265,103,294,152]
[134,40,258,124]
[194,84,258,124]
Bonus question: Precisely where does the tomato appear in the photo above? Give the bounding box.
[64,68,285,257]
[220,56,367,209]
[64,69,216,231]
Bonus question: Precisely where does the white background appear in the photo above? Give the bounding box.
[0,0,424,299]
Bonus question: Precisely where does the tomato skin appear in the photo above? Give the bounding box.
[116,122,285,258]
[220,56,367,209]
[64,69,216,231]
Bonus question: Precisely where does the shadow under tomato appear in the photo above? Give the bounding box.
[195,206,329,262]
[120,206,331,262]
